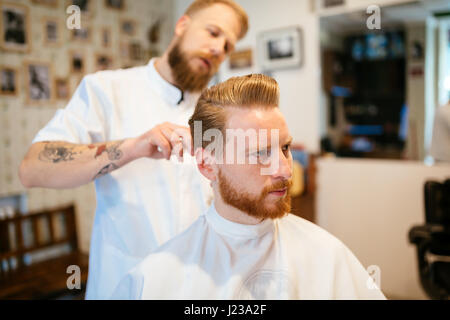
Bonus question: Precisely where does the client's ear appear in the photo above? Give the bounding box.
[195,148,217,182]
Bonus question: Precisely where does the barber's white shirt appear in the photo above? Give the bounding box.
[112,204,386,300]
[32,59,212,299]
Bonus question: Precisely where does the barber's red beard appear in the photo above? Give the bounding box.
[168,38,218,92]
[218,170,292,221]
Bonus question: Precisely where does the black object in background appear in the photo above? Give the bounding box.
[409,179,450,300]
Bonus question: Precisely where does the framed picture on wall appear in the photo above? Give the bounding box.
[31,0,58,8]
[0,66,18,96]
[95,53,113,71]
[70,51,85,74]
[0,2,30,53]
[43,17,60,46]
[120,19,137,37]
[257,26,303,71]
[105,0,125,10]
[317,0,345,9]
[24,61,53,105]
[129,42,143,61]
[66,0,95,16]
[55,78,70,100]
[229,48,253,70]
[101,27,111,48]
[71,25,91,42]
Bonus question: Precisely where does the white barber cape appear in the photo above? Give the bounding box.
[112,204,386,300]
[32,59,212,299]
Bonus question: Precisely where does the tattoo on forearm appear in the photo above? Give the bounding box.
[39,143,79,163]
[94,141,124,160]
[107,141,124,160]
[94,163,119,180]
[92,141,124,179]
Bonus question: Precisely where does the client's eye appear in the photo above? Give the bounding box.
[282,144,290,152]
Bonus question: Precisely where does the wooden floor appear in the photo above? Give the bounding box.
[0,252,89,300]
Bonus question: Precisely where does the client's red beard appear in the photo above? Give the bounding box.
[218,170,292,221]
[168,38,219,92]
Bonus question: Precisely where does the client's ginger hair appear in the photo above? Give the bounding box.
[188,74,279,150]
[184,0,248,40]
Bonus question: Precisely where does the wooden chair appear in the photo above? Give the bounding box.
[0,205,89,299]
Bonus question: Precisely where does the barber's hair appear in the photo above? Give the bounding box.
[188,74,279,149]
[184,0,248,40]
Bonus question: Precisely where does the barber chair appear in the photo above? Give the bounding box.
[408,179,450,300]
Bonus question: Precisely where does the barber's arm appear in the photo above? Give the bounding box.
[18,122,193,189]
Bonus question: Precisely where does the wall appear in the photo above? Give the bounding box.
[0,0,174,253]
[316,157,450,299]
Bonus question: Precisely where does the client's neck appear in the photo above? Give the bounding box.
[214,195,263,225]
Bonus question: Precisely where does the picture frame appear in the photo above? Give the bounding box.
[70,51,85,74]
[66,0,95,17]
[24,61,53,105]
[129,42,143,61]
[101,27,111,48]
[120,19,137,37]
[95,53,113,71]
[257,26,303,72]
[43,17,60,46]
[0,66,18,97]
[0,2,30,53]
[229,48,253,70]
[54,77,70,100]
[147,18,162,45]
[105,0,125,11]
[316,0,345,10]
[71,24,91,42]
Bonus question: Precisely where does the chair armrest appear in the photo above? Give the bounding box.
[408,224,446,244]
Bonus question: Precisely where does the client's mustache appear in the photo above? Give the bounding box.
[263,179,293,195]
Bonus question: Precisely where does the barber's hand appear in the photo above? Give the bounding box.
[134,122,194,161]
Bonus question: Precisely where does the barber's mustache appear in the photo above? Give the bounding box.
[194,52,220,69]
[263,179,293,194]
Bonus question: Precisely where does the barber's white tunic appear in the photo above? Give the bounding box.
[112,205,386,300]
[32,59,212,299]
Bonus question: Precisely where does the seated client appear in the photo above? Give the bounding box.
[112,74,386,300]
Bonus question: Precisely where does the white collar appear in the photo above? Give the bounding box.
[147,58,183,106]
[205,203,275,240]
